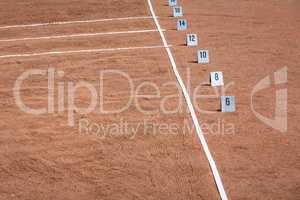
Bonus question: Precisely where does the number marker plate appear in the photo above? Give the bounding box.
[221,96,236,112]
[168,0,177,6]
[186,33,198,46]
[197,50,209,64]
[210,72,224,87]
[173,6,183,17]
[177,19,187,30]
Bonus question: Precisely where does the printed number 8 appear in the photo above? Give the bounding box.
[215,73,219,81]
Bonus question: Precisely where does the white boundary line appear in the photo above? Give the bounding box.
[0,29,165,42]
[0,45,169,59]
[0,16,153,29]
[146,1,228,200]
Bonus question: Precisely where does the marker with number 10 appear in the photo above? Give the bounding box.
[197,50,209,64]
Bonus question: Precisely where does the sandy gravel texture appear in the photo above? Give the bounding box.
[0,0,299,200]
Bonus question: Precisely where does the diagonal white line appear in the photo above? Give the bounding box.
[0,45,171,59]
[146,1,228,200]
[0,29,165,42]
[0,16,154,29]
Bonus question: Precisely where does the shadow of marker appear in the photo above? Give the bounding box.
[201,83,211,86]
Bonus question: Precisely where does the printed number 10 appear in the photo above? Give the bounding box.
[200,51,207,58]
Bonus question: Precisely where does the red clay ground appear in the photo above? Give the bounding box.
[153,0,300,199]
[0,0,299,200]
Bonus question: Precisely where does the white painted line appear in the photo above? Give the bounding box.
[146,1,228,200]
[0,16,153,29]
[0,29,165,42]
[0,45,170,59]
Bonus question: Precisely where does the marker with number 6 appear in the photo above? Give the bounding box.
[221,96,236,112]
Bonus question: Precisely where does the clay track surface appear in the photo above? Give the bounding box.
[0,0,299,200]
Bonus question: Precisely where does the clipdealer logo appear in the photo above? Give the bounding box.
[251,67,288,133]
[13,67,234,128]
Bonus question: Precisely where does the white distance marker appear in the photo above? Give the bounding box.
[168,0,177,6]
[221,96,236,112]
[173,6,183,17]
[177,19,187,31]
[210,72,224,87]
[146,1,229,199]
[197,49,209,64]
[186,33,198,46]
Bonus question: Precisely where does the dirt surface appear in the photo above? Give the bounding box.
[153,0,300,199]
[0,0,299,200]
